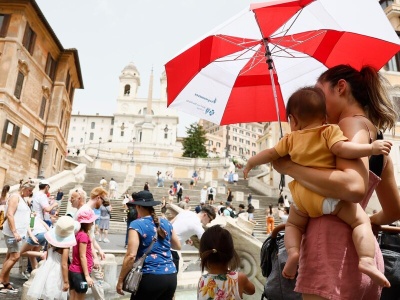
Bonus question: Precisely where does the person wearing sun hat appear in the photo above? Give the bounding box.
[69,209,99,299]
[27,216,78,300]
[72,186,108,300]
[116,190,181,299]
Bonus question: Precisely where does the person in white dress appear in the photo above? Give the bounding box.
[27,216,78,300]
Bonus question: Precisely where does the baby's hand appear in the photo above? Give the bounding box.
[371,140,392,156]
[243,166,251,179]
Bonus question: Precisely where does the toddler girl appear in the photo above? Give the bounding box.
[27,216,78,300]
[197,225,255,300]
[68,209,98,300]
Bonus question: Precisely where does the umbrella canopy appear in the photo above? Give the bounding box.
[165,0,400,125]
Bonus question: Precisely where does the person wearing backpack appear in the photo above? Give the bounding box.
[124,197,138,249]
[223,202,235,218]
[176,184,183,203]
[207,186,214,205]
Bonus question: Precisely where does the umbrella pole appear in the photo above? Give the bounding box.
[264,40,283,139]
[264,39,285,191]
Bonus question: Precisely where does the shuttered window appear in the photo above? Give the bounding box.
[22,24,36,55]
[1,120,20,148]
[14,71,24,99]
[0,14,11,37]
[45,54,56,80]
[39,97,46,119]
[31,139,43,162]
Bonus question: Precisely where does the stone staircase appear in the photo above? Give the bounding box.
[55,168,282,241]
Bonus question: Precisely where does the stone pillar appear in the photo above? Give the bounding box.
[217,186,226,195]
[204,169,212,183]
[234,191,244,202]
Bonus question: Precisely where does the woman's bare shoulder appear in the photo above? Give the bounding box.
[337,116,374,142]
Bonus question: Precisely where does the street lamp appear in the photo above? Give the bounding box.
[96,137,102,159]
[83,132,87,149]
[131,137,136,162]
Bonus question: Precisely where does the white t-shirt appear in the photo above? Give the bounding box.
[31,191,49,233]
[172,210,204,246]
[109,180,117,190]
[200,189,207,203]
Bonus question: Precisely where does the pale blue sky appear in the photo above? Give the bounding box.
[36,0,264,136]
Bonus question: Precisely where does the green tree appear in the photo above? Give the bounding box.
[182,123,207,158]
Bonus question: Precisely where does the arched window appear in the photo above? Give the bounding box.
[124,84,131,95]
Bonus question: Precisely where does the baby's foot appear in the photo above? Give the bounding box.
[359,257,391,288]
[282,250,299,279]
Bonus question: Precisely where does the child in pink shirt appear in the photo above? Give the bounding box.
[68,210,98,300]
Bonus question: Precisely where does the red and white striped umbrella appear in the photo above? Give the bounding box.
[165,0,400,125]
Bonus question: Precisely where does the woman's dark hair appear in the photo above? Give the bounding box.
[144,183,149,191]
[1,185,10,200]
[268,205,273,215]
[141,205,166,239]
[286,86,326,123]
[80,223,92,233]
[199,225,240,272]
[318,64,397,131]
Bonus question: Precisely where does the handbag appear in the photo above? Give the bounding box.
[122,233,158,294]
[260,224,301,300]
[377,225,400,300]
[105,207,112,219]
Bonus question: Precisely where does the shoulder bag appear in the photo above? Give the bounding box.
[123,233,158,294]
[261,223,301,300]
[105,206,112,219]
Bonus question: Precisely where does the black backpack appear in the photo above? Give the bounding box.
[127,206,138,221]
[229,210,236,218]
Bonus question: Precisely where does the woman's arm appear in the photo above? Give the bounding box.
[79,241,94,286]
[61,248,70,291]
[370,156,400,225]
[116,229,140,295]
[273,118,369,202]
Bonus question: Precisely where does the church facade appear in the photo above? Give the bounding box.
[68,62,180,158]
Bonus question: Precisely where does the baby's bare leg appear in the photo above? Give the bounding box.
[333,201,390,287]
[283,205,308,279]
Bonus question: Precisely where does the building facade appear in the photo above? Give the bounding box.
[68,63,180,158]
[0,0,83,185]
[199,120,265,163]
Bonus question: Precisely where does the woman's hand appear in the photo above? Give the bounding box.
[272,156,293,175]
[31,236,39,245]
[85,275,94,287]
[13,232,22,242]
[116,280,124,295]
[62,282,69,291]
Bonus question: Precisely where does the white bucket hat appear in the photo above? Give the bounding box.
[45,216,78,248]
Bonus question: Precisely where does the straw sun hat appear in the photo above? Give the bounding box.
[45,216,79,248]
